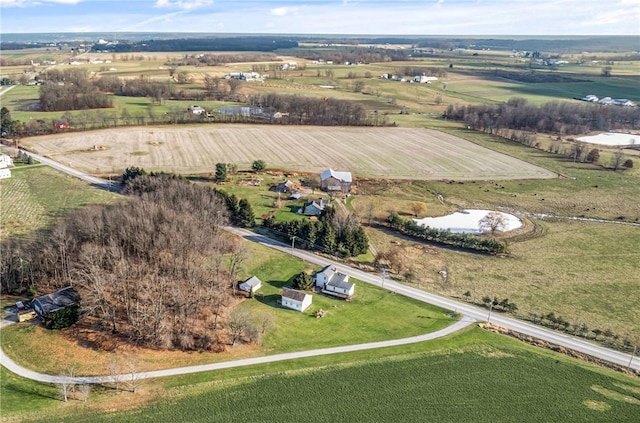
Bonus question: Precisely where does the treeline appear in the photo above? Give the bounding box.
[165,52,278,67]
[94,37,298,53]
[39,69,112,111]
[248,93,370,126]
[297,47,407,64]
[263,206,368,257]
[445,98,640,135]
[0,176,254,351]
[386,212,509,255]
[396,66,447,78]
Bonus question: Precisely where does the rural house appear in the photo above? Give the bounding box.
[303,198,329,216]
[32,286,80,328]
[53,119,69,130]
[0,153,13,168]
[238,276,262,294]
[320,168,352,193]
[314,265,355,299]
[271,180,295,193]
[188,105,206,115]
[281,288,312,312]
[0,168,11,179]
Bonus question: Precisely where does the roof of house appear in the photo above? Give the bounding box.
[282,288,309,302]
[317,264,336,279]
[240,276,262,289]
[321,168,352,183]
[33,286,79,315]
[327,273,352,291]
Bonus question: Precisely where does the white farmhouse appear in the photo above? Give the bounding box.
[281,288,312,312]
[0,153,14,168]
[314,265,355,299]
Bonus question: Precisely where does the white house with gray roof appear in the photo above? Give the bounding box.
[314,265,355,298]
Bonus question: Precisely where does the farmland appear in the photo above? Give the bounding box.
[20,125,556,180]
[5,328,639,423]
[0,165,117,238]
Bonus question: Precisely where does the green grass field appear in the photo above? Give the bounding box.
[5,328,639,423]
[0,166,118,238]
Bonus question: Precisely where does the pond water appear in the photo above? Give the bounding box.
[414,209,522,234]
[576,133,640,146]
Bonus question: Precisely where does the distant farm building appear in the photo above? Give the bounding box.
[281,288,312,312]
[414,75,438,83]
[53,119,69,130]
[188,105,206,115]
[320,168,352,193]
[0,153,13,168]
[0,168,11,179]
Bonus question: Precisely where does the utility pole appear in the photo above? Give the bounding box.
[381,267,388,289]
[487,299,495,324]
[629,345,637,369]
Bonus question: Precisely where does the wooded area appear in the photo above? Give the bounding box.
[445,98,640,135]
[0,176,259,350]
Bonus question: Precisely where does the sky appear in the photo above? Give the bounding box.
[0,0,639,36]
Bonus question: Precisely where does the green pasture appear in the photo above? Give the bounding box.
[0,166,117,238]
[5,327,639,423]
[241,243,454,353]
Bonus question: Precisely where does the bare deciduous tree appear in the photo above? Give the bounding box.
[478,212,507,235]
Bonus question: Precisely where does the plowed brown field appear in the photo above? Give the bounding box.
[22,125,556,180]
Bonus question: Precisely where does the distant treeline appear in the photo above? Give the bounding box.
[165,52,278,67]
[296,47,408,63]
[445,98,640,135]
[248,93,370,126]
[92,37,298,52]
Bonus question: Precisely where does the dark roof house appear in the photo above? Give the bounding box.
[32,286,80,317]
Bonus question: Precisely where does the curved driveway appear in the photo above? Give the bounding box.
[0,317,475,384]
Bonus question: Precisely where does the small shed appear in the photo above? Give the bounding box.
[0,168,11,179]
[239,276,262,294]
[281,288,312,312]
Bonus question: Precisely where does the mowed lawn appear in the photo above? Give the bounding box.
[20,125,556,180]
[7,328,639,423]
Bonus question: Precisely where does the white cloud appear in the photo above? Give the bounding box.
[155,0,212,10]
[270,6,299,16]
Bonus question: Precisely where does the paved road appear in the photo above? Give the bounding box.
[10,146,119,192]
[229,227,640,371]
[0,315,475,384]
[0,85,18,97]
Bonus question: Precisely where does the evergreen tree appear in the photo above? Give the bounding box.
[215,163,227,182]
[237,198,255,227]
